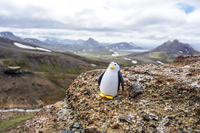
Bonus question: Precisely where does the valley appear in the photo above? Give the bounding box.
[0,31,200,132]
[0,36,107,132]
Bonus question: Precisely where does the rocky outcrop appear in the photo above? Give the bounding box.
[171,55,200,67]
[4,66,22,74]
[20,58,200,133]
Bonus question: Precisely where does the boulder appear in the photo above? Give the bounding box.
[128,82,144,98]
[4,66,22,74]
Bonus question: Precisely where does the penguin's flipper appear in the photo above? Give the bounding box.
[98,70,106,85]
[118,70,124,91]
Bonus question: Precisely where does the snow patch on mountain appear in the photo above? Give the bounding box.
[14,42,51,52]
[132,60,137,64]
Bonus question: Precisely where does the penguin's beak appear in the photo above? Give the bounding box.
[110,65,115,69]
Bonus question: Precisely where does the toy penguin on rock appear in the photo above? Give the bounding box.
[98,61,124,99]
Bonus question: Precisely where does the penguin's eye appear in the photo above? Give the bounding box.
[114,64,116,66]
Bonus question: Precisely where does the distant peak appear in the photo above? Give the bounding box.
[173,39,179,43]
[88,38,94,41]
[86,38,98,43]
[0,31,14,35]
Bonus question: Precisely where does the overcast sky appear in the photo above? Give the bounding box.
[0,0,200,46]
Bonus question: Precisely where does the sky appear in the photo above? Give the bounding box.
[0,0,200,46]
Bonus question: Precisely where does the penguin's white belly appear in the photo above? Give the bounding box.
[100,71,118,97]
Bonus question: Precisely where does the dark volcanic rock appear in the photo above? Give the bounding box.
[4,66,22,74]
[128,82,144,98]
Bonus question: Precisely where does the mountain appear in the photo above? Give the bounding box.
[44,37,76,45]
[64,38,105,53]
[79,38,103,49]
[0,31,23,41]
[107,42,142,50]
[190,44,200,52]
[126,40,200,65]
[150,39,200,55]
[23,38,49,47]
[0,31,145,58]
[74,39,85,45]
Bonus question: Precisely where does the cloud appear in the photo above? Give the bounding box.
[0,0,200,46]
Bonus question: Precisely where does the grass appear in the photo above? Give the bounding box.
[0,114,35,132]
[44,73,77,80]
[148,52,175,63]
[60,88,67,93]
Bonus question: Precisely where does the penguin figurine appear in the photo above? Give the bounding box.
[98,61,124,99]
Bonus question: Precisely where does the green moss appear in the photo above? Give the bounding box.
[60,88,67,93]
[15,60,20,65]
[40,64,51,72]
[149,52,165,60]
[44,73,77,81]
[148,52,175,63]
[53,64,61,73]
[0,52,11,59]
[0,114,35,131]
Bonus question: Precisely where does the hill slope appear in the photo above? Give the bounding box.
[107,42,142,50]
[0,37,106,73]
[20,56,200,133]
[0,70,65,109]
[0,37,107,109]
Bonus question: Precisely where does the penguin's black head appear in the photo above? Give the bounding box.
[113,61,119,65]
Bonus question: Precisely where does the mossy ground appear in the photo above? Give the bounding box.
[148,52,176,63]
[0,114,35,132]
[43,73,78,91]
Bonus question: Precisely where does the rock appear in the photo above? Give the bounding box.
[119,116,132,124]
[4,88,12,92]
[72,122,80,129]
[111,123,120,129]
[84,127,100,133]
[186,73,192,76]
[4,66,22,74]
[61,131,74,133]
[161,117,171,126]
[153,129,157,132]
[19,60,200,133]
[128,82,144,98]
[150,124,156,128]
[195,108,200,115]
[142,112,150,121]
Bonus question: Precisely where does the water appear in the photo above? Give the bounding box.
[0,105,53,113]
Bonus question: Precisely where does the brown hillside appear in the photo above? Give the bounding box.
[0,70,65,110]
[0,37,107,109]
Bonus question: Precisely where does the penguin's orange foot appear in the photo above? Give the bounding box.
[106,95,113,100]
[99,92,106,97]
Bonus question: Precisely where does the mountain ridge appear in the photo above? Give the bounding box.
[150,39,199,55]
[107,42,142,50]
[126,39,200,64]
[0,31,144,53]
